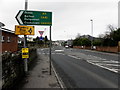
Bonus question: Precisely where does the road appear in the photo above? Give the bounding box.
[38,46,119,88]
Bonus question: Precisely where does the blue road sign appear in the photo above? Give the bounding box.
[39,36,44,40]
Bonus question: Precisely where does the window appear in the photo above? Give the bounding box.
[7,37,10,42]
[1,36,5,42]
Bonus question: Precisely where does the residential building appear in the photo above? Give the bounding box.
[0,28,18,53]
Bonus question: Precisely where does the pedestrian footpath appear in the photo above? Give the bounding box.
[18,50,61,89]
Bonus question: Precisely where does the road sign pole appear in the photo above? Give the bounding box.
[49,26,52,75]
[24,0,28,74]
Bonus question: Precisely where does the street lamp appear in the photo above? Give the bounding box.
[90,19,93,49]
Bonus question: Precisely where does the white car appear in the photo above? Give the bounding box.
[65,45,69,48]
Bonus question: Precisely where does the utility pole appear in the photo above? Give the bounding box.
[24,0,28,74]
[90,19,93,49]
[49,26,52,75]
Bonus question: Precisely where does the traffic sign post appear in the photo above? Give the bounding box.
[49,26,52,75]
[15,0,52,75]
[16,10,52,26]
[15,25,34,35]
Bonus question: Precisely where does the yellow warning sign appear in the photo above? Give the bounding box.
[22,48,29,58]
[22,53,29,58]
[15,25,34,35]
[22,48,29,53]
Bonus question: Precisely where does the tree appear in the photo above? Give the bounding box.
[80,38,91,46]
[44,36,48,42]
[73,38,91,46]
[44,36,48,46]
[73,38,80,46]
[107,24,117,32]
[93,40,102,46]
[102,24,119,46]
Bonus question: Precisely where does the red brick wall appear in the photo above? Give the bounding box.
[73,46,119,53]
[2,31,18,53]
[73,46,91,49]
[96,46,118,53]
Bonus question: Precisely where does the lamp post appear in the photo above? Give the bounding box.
[90,19,93,49]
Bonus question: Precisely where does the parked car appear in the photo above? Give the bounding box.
[65,45,69,48]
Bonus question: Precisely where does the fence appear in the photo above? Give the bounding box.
[2,48,37,89]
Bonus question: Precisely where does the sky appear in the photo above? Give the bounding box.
[0,0,119,41]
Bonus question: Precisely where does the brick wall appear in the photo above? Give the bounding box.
[96,46,118,53]
[2,31,18,53]
[73,46,119,53]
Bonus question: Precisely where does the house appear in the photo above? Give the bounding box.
[0,28,18,53]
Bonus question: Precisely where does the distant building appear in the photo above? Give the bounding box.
[0,28,18,53]
[80,35,93,40]
[79,35,99,41]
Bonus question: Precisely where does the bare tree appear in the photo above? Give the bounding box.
[107,24,116,32]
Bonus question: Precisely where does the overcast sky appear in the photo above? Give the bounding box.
[0,0,119,40]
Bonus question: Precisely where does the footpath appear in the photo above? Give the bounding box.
[17,49,61,89]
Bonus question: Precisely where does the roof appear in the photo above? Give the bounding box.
[0,28,15,34]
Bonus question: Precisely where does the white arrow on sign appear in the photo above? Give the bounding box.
[16,11,24,25]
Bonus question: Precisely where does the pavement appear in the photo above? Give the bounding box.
[17,48,61,89]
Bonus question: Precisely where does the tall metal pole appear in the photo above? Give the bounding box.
[49,26,52,75]
[90,19,93,49]
[24,0,28,73]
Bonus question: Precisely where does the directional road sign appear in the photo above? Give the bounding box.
[15,25,34,35]
[15,10,52,26]
[39,36,44,40]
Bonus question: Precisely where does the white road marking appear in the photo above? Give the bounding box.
[68,55,81,60]
[55,50,64,52]
[98,64,118,67]
[102,60,119,63]
[87,60,118,73]
[67,54,118,73]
